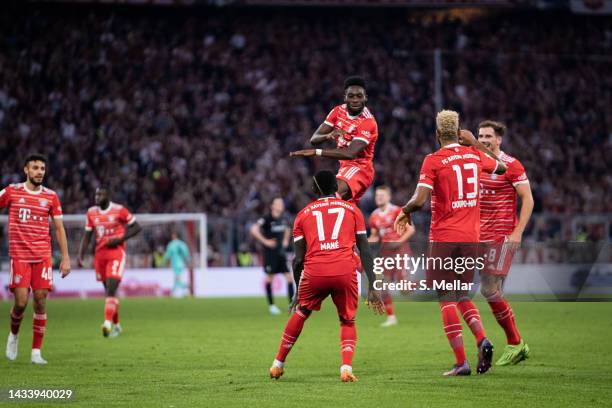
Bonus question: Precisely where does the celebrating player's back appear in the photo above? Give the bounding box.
[395,110,506,377]
[78,187,141,338]
[3,154,71,365]
[269,170,383,382]
[290,76,378,204]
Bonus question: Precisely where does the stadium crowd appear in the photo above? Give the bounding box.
[0,6,610,258]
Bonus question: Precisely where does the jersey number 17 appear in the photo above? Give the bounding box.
[312,208,345,242]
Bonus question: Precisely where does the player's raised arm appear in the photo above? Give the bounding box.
[291,139,367,160]
[310,123,342,146]
[53,217,71,278]
[459,129,506,174]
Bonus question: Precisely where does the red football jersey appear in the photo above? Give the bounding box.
[0,183,63,262]
[418,144,499,242]
[324,104,378,172]
[480,152,529,241]
[85,202,135,258]
[369,204,403,242]
[293,197,366,277]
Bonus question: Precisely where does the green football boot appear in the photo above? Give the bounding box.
[496,339,530,366]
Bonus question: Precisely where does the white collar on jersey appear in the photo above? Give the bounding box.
[444,143,461,148]
[378,204,393,215]
[22,182,43,195]
[98,202,115,214]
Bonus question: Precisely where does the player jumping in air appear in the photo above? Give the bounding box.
[3,154,71,364]
[269,170,384,382]
[478,120,533,365]
[77,187,141,337]
[395,111,506,376]
[290,76,378,204]
[250,197,293,315]
[368,185,414,327]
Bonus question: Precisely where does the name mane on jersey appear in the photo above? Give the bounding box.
[320,241,339,250]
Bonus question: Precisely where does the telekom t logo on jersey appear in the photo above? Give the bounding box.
[18,208,31,222]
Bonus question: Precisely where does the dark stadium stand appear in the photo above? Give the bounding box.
[0,5,610,260]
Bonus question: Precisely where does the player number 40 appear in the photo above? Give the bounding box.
[41,267,52,281]
[312,208,345,242]
[451,163,478,199]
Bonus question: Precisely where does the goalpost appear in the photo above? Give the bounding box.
[0,213,207,298]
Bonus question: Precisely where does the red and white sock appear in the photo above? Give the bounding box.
[32,313,47,350]
[486,291,521,345]
[274,308,309,363]
[340,320,357,366]
[104,297,118,323]
[10,308,24,335]
[457,299,486,346]
[440,301,466,365]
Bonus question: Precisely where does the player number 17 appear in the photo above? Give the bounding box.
[312,208,345,242]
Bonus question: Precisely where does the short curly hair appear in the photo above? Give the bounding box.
[436,110,459,141]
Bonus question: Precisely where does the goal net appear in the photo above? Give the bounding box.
[0,213,207,299]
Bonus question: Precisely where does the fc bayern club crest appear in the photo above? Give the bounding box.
[39,199,48,207]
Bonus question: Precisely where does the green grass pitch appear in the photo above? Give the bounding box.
[1,297,611,407]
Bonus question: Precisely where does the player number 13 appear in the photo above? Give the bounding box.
[452,163,478,199]
[312,208,345,241]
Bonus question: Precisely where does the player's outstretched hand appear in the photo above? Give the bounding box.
[290,149,316,157]
[105,238,123,248]
[458,129,477,146]
[366,289,385,315]
[394,211,411,235]
[60,256,71,278]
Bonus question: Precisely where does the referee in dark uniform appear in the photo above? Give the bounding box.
[250,197,294,315]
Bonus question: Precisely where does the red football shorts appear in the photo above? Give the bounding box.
[298,272,359,322]
[94,251,126,282]
[425,242,480,289]
[9,258,54,291]
[336,164,374,204]
[481,237,516,277]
